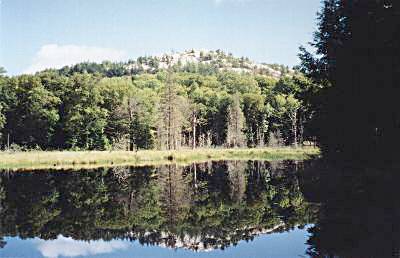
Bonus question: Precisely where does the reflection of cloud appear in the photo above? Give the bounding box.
[24,44,126,74]
[36,235,129,258]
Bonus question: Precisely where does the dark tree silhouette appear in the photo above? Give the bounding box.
[299,0,400,163]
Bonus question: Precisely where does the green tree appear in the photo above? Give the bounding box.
[62,74,108,150]
[99,78,130,147]
[273,94,301,146]
[3,75,60,148]
[242,93,268,147]
[126,87,157,150]
[0,71,7,143]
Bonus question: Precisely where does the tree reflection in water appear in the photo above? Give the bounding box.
[2,160,398,257]
[0,160,316,252]
[299,162,400,258]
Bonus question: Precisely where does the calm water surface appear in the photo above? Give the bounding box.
[0,160,397,258]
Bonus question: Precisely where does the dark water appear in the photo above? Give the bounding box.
[0,160,398,258]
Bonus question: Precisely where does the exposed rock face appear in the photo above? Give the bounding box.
[125,49,291,78]
[127,223,286,252]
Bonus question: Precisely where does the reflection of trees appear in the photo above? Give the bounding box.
[158,164,191,229]
[0,161,315,251]
[227,161,247,203]
[3,161,396,255]
[299,162,400,258]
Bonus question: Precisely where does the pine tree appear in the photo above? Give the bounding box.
[158,72,184,150]
[299,0,400,162]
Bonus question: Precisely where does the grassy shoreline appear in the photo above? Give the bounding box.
[0,147,319,171]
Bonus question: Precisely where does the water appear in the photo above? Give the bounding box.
[0,160,398,258]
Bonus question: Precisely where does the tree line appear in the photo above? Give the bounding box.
[0,64,316,151]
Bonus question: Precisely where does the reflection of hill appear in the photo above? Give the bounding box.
[0,161,316,251]
[127,223,285,252]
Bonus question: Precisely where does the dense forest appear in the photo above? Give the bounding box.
[0,50,317,151]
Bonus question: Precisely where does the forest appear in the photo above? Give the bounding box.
[0,54,316,151]
[1,0,398,165]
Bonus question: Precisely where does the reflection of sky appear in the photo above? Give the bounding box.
[0,226,312,258]
[36,236,129,258]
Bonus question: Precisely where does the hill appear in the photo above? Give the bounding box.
[54,49,294,78]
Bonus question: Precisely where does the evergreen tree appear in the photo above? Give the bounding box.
[158,72,185,150]
[299,0,400,162]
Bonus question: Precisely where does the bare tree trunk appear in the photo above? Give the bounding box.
[292,112,298,147]
[235,107,239,147]
[299,114,304,147]
[167,103,172,150]
[129,132,134,151]
[193,164,197,188]
[127,99,135,151]
[192,115,197,149]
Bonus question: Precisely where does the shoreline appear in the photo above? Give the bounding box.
[0,147,319,171]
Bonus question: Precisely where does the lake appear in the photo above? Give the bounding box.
[0,160,397,258]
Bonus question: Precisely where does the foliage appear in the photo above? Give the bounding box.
[1,75,60,148]
[62,73,108,149]
[0,57,313,150]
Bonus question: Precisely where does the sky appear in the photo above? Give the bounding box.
[0,0,321,75]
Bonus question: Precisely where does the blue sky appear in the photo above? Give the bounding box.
[1,0,321,75]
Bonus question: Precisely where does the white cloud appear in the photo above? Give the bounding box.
[36,235,129,258]
[24,44,127,74]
